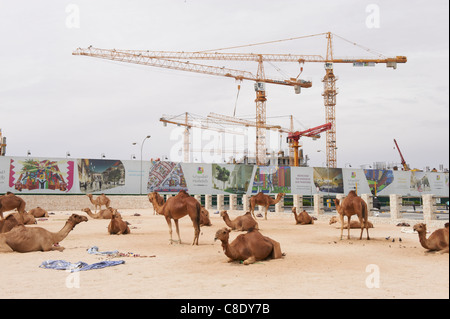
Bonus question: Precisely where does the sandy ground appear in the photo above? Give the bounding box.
[0,208,448,299]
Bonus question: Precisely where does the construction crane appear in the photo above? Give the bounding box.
[393,138,410,171]
[0,129,6,156]
[72,46,313,165]
[159,112,244,163]
[287,123,332,167]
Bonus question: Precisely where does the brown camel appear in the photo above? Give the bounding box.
[291,207,314,225]
[0,192,26,225]
[250,192,285,220]
[81,207,120,219]
[87,193,111,211]
[12,212,36,225]
[148,191,165,215]
[220,210,259,231]
[334,191,370,240]
[108,210,130,235]
[413,223,449,254]
[1,213,35,233]
[28,207,49,218]
[200,207,212,226]
[148,190,201,245]
[214,227,283,265]
[0,214,88,253]
[329,215,374,229]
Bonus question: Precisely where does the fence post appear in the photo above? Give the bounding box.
[242,194,250,212]
[194,194,201,204]
[313,194,324,215]
[293,195,303,212]
[205,194,212,210]
[229,194,237,211]
[275,196,284,213]
[422,194,436,222]
[389,194,402,220]
[361,194,373,216]
[217,194,225,211]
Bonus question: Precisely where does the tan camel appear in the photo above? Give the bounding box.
[28,207,49,218]
[291,207,314,225]
[334,191,370,240]
[87,193,111,211]
[250,192,285,220]
[329,215,374,229]
[219,210,259,231]
[148,192,165,215]
[214,227,283,265]
[0,214,88,253]
[108,210,130,235]
[1,213,35,234]
[200,207,212,226]
[0,192,26,225]
[81,207,120,219]
[413,223,449,254]
[148,190,201,245]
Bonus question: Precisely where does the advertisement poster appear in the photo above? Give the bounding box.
[211,164,254,194]
[364,169,395,196]
[77,159,125,193]
[291,167,316,195]
[313,167,344,194]
[342,168,371,195]
[251,166,291,194]
[9,158,74,193]
[182,163,212,194]
[147,161,188,193]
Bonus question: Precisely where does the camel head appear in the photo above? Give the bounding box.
[86,194,93,198]
[67,214,88,227]
[291,207,296,213]
[214,227,231,242]
[81,208,90,213]
[413,223,427,233]
[277,193,286,199]
[445,223,449,229]
[219,210,228,218]
[329,216,338,225]
[111,209,121,219]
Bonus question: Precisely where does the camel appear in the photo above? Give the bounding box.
[334,190,370,240]
[0,192,26,225]
[12,212,36,225]
[249,192,285,220]
[219,210,259,231]
[148,190,201,245]
[200,207,212,226]
[108,210,130,235]
[148,192,165,215]
[0,214,21,234]
[87,193,111,211]
[0,214,88,253]
[291,207,314,225]
[214,227,283,265]
[81,207,120,219]
[413,223,449,253]
[329,215,374,229]
[28,206,49,218]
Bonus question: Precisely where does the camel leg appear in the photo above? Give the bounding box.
[165,217,174,244]
[265,206,268,220]
[243,256,256,265]
[339,214,345,240]
[174,219,182,244]
[347,216,351,239]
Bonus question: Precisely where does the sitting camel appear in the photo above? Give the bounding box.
[220,211,259,231]
[108,210,130,235]
[28,206,49,218]
[1,213,35,233]
[0,192,26,225]
[214,227,283,265]
[87,193,111,212]
[334,191,370,240]
[329,215,374,229]
[413,223,449,254]
[291,207,314,225]
[148,190,201,245]
[200,207,212,227]
[81,207,120,219]
[0,214,88,253]
[250,192,285,220]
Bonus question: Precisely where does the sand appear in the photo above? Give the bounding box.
[0,208,448,299]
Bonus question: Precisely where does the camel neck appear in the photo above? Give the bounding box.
[417,231,430,249]
[52,221,75,243]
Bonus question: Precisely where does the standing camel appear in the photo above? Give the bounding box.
[413,223,449,253]
[333,191,370,240]
[0,192,26,225]
[87,193,111,212]
[148,190,201,245]
[249,192,285,220]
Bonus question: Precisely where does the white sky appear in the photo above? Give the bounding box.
[1,0,448,170]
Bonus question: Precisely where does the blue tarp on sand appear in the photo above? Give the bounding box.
[39,260,125,272]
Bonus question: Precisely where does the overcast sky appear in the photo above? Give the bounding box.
[1,0,448,170]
